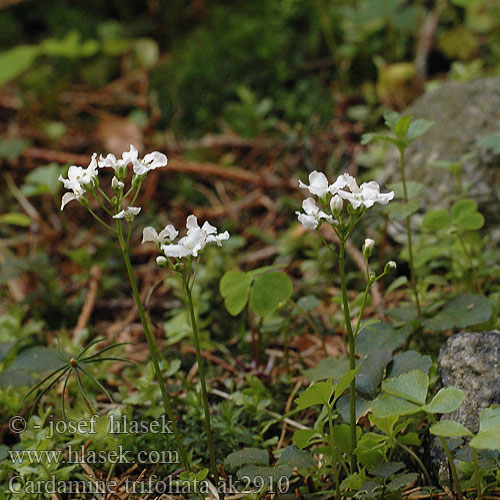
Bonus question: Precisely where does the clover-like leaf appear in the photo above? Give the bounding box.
[425,387,464,414]
[219,269,251,316]
[295,380,333,410]
[275,446,316,469]
[430,421,473,438]
[470,407,500,450]
[406,119,434,142]
[386,199,420,221]
[225,448,269,469]
[249,271,293,317]
[371,394,422,418]
[422,209,451,231]
[382,370,429,406]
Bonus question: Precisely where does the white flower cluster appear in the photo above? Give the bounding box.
[296,171,394,229]
[143,215,230,262]
[58,145,167,211]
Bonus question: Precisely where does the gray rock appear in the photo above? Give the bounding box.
[430,331,500,483]
[379,77,500,219]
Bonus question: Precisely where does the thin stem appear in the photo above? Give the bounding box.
[339,238,357,472]
[399,149,421,316]
[183,279,219,489]
[190,256,201,291]
[129,178,144,206]
[316,228,338,259]
[116,219,191,472]
[96,184,113,205]
[473,448,483,500]
[456,232,480,293]
[395,440,432,486]
[353,280,371,337]
[86,205,116,233]
[429,415,463,500]
[326,404,340,499]
[90,190,114,216]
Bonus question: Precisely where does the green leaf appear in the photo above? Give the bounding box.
[219,270,251,316]
[371,394,422,418]
[295,295,320,312]
[0,369,35,388]
[387,199,420,221]
[249,271,293,317]
[304,356,349,383]
[425,387,464,414]
[337,394,372,423]
[0,45,39,87]
[422,210,451,231]
[394,115,412,138]
[477,132,500,154]
[369,414,399,436]
[361,133,401,147]
[292,429,319,449]
[383,109,400,130]
[406,119,434,142]
[236,464,292,485]
[430,421,473,438]
[387,181,424,200]
[470,407,500,450]
[334,365,361,401]
[9,347,66,372]
[386,472,419,492]
[295,380,333,410]
[451,199,477,220]
[388,351,432,378]
[225,448,269,469]
[356,322,411,356]
[0,137,31,160]
[423,293,492,331]
[382,370,428,405]
[333,424,359,454]
[455,212,484,231]
[275,446,316,469]
[21,163,62,197]
[356,349,393,398]
[0,213,31,227]
[371,462,405,480]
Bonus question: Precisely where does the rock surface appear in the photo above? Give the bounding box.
[379,77,500,216]
[430,331,500,482]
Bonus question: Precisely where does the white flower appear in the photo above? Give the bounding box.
[98,145,138,172]
[299,171,329,198]
[113,206,141,222]
[160,215,230,259]
[58,153,98,210]
[329,173,394,209]
[98,145,167,177]
[142,224,178,245]
[132,151,168,176]
[296,197,334,230]
[330,194,343,213]
[112,176,125,191]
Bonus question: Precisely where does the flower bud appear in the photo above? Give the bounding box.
[363,238,375,259]
[112,176,125,192]
[330,194,344,214]
[156,256,167,267]
[384,260,397,273]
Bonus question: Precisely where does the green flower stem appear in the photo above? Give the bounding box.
[96,184,113,205]
[473,448,483,500]
[183,279,219,489]
[429,415,463,500]
[90,190,114,216]
[395,439,432,486]
[353,272,371,337]
[116,219,190,472]
[456,232,480,293]
[339,237,357,472]
[86,205,116,233]
[326,404,340,499]
[399,149,421,317]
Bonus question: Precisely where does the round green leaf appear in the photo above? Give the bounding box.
[219,270,251,316]
[430,421,473,438]
[425,387,464,414]
[451,199,477,220]
[422,210,451,231]
[455,212,484,231]
[382,370,429,405]
[249,271,292,317]
[371,394,422,418]
[470,407,500,450]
